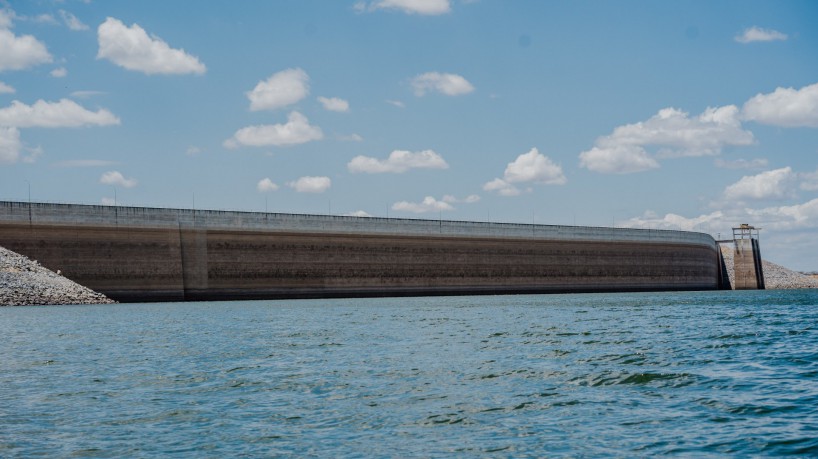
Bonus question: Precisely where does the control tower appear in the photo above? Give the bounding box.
[733,224,765,290]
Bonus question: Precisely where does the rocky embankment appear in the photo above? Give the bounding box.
[720,244,818,289]
[0,246,115,306]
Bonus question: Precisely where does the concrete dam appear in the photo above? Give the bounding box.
[0,201,724,302]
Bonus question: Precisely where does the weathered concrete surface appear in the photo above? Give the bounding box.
[733,238,765,290]
[0,202,721,302]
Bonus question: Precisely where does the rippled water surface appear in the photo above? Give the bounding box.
[2,290,818,457]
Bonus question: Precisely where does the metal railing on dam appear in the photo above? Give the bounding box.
[0,201,715,247]
[0,201,721,302]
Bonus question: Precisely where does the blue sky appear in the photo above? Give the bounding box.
[1,0,818,270]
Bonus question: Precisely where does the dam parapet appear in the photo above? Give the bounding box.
[1,201,715,246]
[0,201,720,302]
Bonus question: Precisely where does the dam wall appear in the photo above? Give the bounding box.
[734,238,765,290]
[0,201,721,302]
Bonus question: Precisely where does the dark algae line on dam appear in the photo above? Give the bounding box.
[1,291,817,456]
[0,201,721,302]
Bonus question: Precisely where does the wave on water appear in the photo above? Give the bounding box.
[1,290,817,456]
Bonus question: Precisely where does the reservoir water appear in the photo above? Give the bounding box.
[2,290,817,457]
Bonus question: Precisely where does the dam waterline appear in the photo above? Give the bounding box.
[0,201,724,302]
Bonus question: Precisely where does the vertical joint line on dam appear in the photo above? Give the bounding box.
[176,220,186,298]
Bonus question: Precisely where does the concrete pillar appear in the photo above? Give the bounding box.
[732,224,764,290]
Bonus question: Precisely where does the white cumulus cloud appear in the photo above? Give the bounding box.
[484,148,566,196]
[0,81,14,94]
[392,196,454,213]
[318,96,349,113]
[742,82,818,128]
[50,67,67,78]
[503,148,566,185]
[579,146,660,174]
[288,176,331,193]
[99,170,137,188]
[345,210,373,217]
[624,197,818,244]
[224,111,323,148]
[735,26,787,44]
[0,26,52,72]
[348,149,448,173]
[257,178,279,192]
[482,178,520,197]
[247,68,309,111]
[59,10,89,31]
[0,99,120,128]
[97,17,206,75]
[744,198,818,231]
[411,72,474,96]
[723,167,797,201]
[623,210,725,232]
[579,106,755,174]
[0,126,22,164]
[357,0,451,15]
